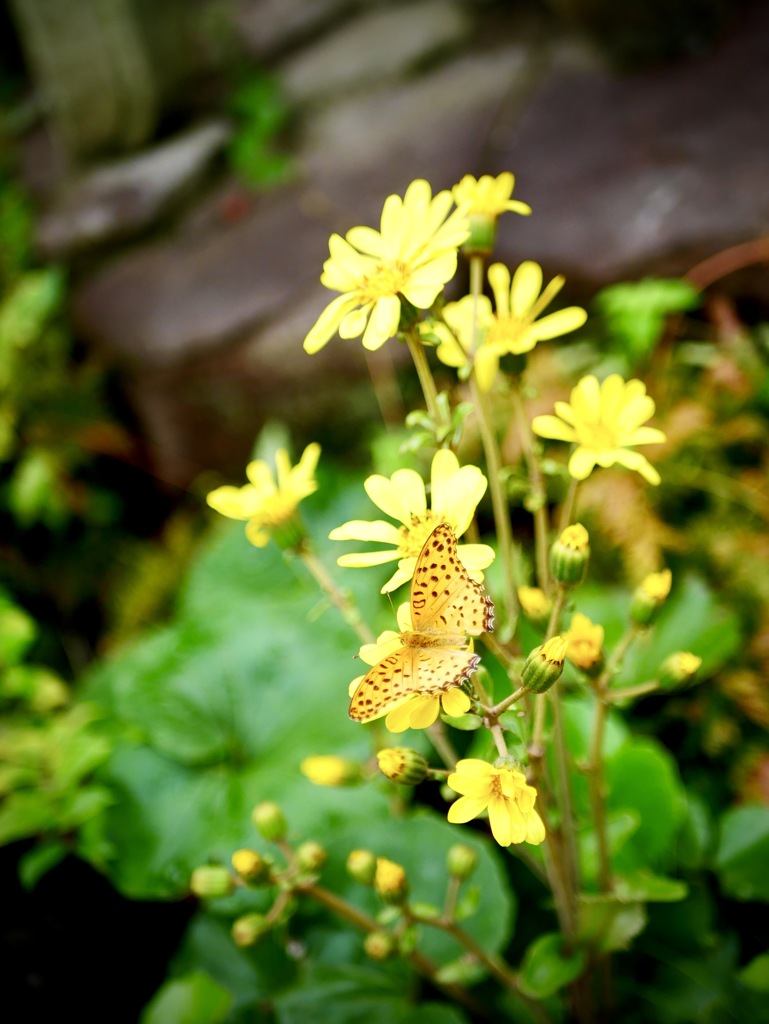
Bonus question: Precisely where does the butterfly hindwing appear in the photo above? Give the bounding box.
[349,646,480,723]
[411,523,494,636]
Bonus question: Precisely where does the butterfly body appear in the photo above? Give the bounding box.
[349,523,494,723]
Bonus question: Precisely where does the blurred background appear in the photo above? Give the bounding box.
[1,0,769,1020]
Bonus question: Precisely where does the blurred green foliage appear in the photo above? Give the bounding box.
[226,74,293,187]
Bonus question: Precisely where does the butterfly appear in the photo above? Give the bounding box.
[349,523,495,723]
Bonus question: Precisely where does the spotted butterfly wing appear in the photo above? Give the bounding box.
[348,524,494,723]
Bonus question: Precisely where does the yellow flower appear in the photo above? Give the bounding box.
[330,448,494,592]
[300,755,361,787]
[374,857,408,903]
[453,172,531,220]
[532,374,666,485]
[447,758,545,847]
[348,602,473,730]
[303,179,469,354]
[639,569,672,600]
[565,612,604,672]
[435,263,587,390]
[206,443,320,547]
[518,586,552,621]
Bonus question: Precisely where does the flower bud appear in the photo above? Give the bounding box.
[658,651,701,690]
[364,930,397,961]
[374,857,409,905]
[564,612,605,676]
[446,844,478,881]
[522,636,568,693]
[231,912,268,948]
[518,586,552,629]
[300,754,362,787]
[295,841,327,873]
[190,865,234,899]
[461,215,498,258]
[270,516,308,553]
[376,747,429,786]
[631,569,672,626]
[252,801,287,842]
[550,524,590,587]
[346,849,377,886]
[231,848,272,885]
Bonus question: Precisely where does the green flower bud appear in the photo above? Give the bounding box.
[630,569,672,626]
[376,747,429,786]
[522,636,568,694]
[231,848,272,885]
[364,930,397,961]
[658,651,702,690]
[446,844,478,881]
[231,912,268,948]
[252,801,287,842]
[295,840,327,873]
[550,523,590,587]
[374,857,409,905]
[346,849,377,886]
[461,215,498,258]
[190,865,234,899]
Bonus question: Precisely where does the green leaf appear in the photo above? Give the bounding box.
[18,839,68,889]
[0,600,37,665]
[0,790,55,844]
[0,268,64,355]
[739,953,769,993]
[577,896,647,953]
[519,933,586,999]
[605,737,687,872]
[613,871,688,903]
[715,805,769,902]
[140,971,232,1024]
[594,277,700,364]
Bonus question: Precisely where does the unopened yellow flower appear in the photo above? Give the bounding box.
[330,448,494,592]
[435,262,587,390]
[532,374,666,485]
[303,179,469,354]
[640,569,672,600]
[447,758,545,847]
[453,172,531,219]
[565,613,604,672]
[559,523,590,553]
[348,603,472,730]
[374,857,408,902]
[300,755,361,787]
[207,443,320,547]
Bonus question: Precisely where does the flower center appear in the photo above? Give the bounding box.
[575,421,619,452]
[358,260,410,303]
[489,774,505,799]
[397,511,443,558]
[485,315,526,352]
[259,492,299,526]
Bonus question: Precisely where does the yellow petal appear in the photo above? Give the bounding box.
[568,446,598,480]
[488,796,513,846]
[447,795,489,824]
[329,519,403,544]
[441,688,471,716]
[531,415,577,442]
[362,295,401,350]
[510,261,543,317]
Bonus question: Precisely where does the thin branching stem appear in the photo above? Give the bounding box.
[299,545,375,645]
[511,382,551,593]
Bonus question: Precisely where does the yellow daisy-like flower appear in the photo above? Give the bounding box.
[300,755,361,787]
[532,374,667,485]
[348,602,473,731]
[453,172,532,220]
[330,448,494,593]
[447,758,545,847]
[435,263,587,391]
[206,443,320,547]
[303,179,469,354]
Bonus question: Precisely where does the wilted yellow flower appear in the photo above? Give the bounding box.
[447,758,545,847]
[303,179,469,354]
[206,443,320,548]
[453,172,531,220]
[330,448,494,592]
[435,262,587,390]
[300,755,361,787]
[532,374,666,485]
[565,612,604,672]
[348,602,473,730]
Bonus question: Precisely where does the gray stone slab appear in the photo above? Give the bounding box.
[233,0,360,58]
[487,4,769,283]
[280,0,469,104]
[36,120,231,258]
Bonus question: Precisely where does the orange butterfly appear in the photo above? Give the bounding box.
[349,523,495,723]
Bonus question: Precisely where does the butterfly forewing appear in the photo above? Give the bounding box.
[410,523,494,637]
[349,646,480,723]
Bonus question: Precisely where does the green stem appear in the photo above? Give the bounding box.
[488,685,529,717]
[609,681,659,703]
[427,720,459,769]
[299,546,375,645]
[404,327,443,429]
[559,476,580,532]
[511,382,551,593]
